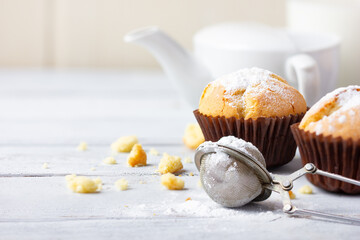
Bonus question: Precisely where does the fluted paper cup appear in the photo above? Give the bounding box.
[194,109,305,168]
[291,123,360,194]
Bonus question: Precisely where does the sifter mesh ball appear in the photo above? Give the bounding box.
[196,136,272,208]
[200,151,263,207]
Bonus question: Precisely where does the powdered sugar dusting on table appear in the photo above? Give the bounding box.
[164,200,276,218]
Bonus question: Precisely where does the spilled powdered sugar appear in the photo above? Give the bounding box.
[211,67,295,108]
[164,199,276,218]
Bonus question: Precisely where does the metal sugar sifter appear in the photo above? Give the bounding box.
[195,137,360,224]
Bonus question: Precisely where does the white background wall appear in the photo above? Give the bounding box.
[0,0,286,68]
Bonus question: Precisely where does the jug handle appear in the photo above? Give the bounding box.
[285,54,320,106]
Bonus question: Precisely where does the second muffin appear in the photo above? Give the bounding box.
[292,85,360,194]
[194,67,307,168]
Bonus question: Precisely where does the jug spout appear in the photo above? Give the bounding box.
[124,26,212,108]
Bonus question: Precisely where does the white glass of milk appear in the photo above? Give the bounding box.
[287,0,360,87]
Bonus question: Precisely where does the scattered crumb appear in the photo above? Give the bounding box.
[289,190,296,199]
[161,173,185,190]
[299,185,313,194]
[149,148,160,156]
[184,157,193,163]
[128,144,147,167]
[65,174,102,193]
[124,205,128,208]
[189,172,194,176]
[139,181,146,184]
[42,163,49,169]
[197,180,202,188]
[179,174,182,177]
[183,123,205,149]
[115,178,128,191]
[111,136,138,153]
[185,197,192,201]
[77,142,88,151]
[158,153,183,174]
[153,213,156,216]
[103,156,117,165]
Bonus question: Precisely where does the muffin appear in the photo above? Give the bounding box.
[291,85,360,194]
[194,67,307,168]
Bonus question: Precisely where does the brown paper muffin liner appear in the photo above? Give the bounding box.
[193,109,305,168]
[291,123,360,194]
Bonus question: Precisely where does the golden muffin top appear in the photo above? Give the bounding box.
[199,67,307,119]
[299,85,360,140]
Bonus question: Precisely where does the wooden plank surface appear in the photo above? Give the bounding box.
[0,70,359,239]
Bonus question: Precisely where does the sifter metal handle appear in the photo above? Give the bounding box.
[271,163,360,225]
[313,167,360,186]
[285,206,360,225]
[271,163,360,190]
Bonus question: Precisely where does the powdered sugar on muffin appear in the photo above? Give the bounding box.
[215,68,293,108]
[199,67,306,119]
[300,85,360,140]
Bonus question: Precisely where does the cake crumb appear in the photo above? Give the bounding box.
[158,153,183,174]
[103,156,117,165]
[65,174,102,193]
[111,135,138,153]
[185,197,192,201]
[289,190,296,199]
[161,173,185,190]
[183,123,205,149]
[189,172,194,176]
[42,163,49,169]
[184,157,193,163]
[90,167,96,171]
[128,144,147,167]
[139,181,146,184]
[115,178,128,191]
[299,185,313,194]
[149,148,160,156]
[77,142,88,151]
[197,180,203,188]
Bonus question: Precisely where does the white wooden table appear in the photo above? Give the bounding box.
[0,70,359,239]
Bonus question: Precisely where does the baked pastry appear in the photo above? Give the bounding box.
[194,67,307,168]
[199,68,306,119]
[299,86,360,140]
[292,86,360,194]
